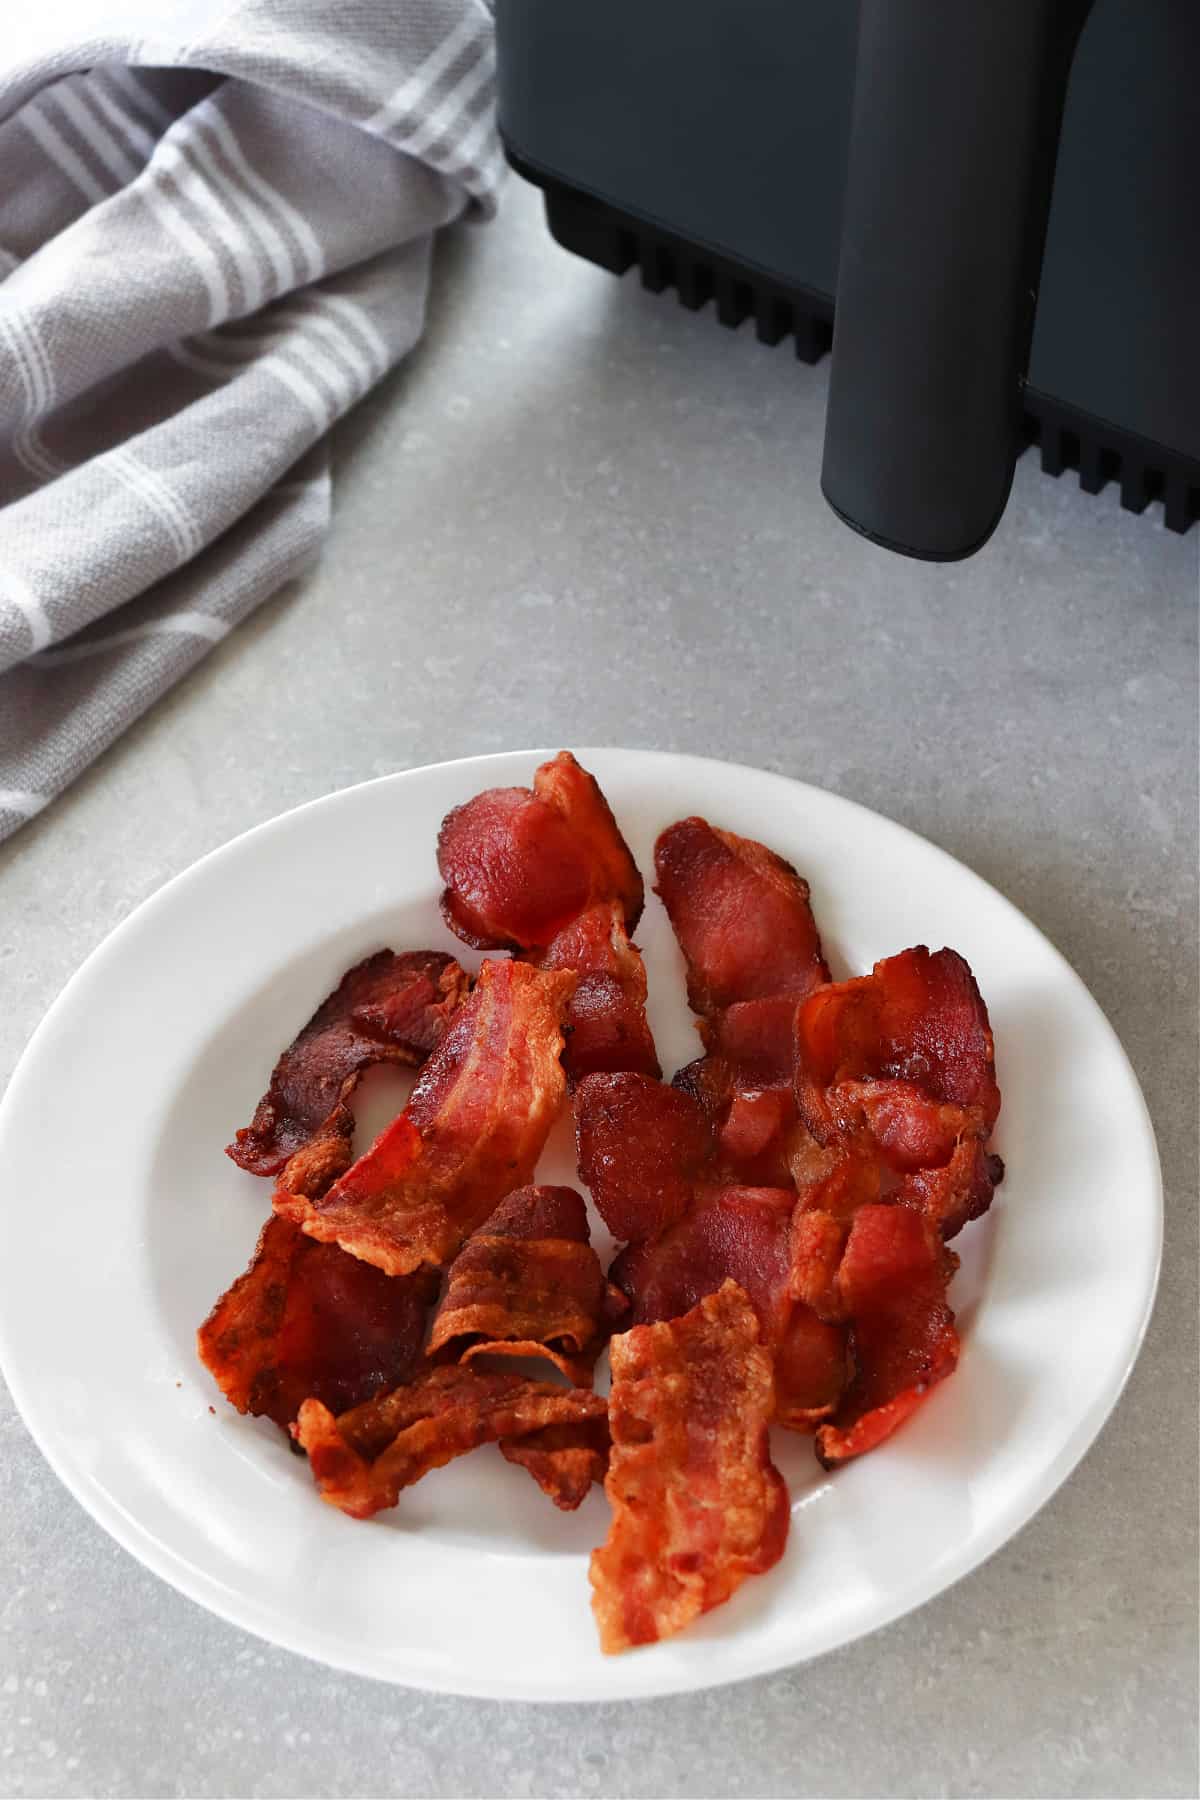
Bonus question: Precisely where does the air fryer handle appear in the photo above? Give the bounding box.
[821,0,1093,561]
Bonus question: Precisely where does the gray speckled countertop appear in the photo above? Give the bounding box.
[1,180,1197,1800]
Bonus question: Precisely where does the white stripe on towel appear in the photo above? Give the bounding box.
[36,610,230,666]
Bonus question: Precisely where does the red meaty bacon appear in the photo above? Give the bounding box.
[198,1214,436,1430]
[440,754,660,1086]
[295,1364,608,1519]
[532,902,660,1086]
[674,996,804,1187]
[276,961,575,1276]
[589,1282,789,1652]
[795,946,1002,1237]
[654,817,830,1187]
[811,1204,960,1467]
[654,817,830,1014]
[611,1187,848,1429]
[438,751,643,952]
[574,1071,713,1243]
[427,1185,625,1387]
[227,950,469,1178]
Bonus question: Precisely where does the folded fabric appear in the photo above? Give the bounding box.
[0,0,499,843]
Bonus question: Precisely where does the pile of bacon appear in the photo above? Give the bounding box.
[198,752,1002,1654]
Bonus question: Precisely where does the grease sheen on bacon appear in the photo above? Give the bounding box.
[589,1282,789,1653]
[532,902,660,1085]
[438,751,644,951]
[427,1185,624,1387]
[574,1070,713,1243]
[295,1365,608,1519]
[276,961,575,1276]
[226,950,469,1177]
[795,945,1002,1237]
[197,1215,436,1429]
[674,995,807,1187]
[813,1203,960,1467]
[611,1186,849,1429]
[654,817,830,1014]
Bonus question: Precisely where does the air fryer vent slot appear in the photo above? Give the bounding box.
[531,162,1197,536]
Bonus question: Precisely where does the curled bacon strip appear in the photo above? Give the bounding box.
[589,1282,789,1652]
[227,950,468,1178]
[654,817,830,1014]
[277,961,575,1276]
[427,1185,625,1386]
[795,946,1002,1237]
[812,1204,960,1468]
[295,1365,608,1519]
[532,902,660,1085]
[438,752,644,951]
[612,1185,848,1429]
[574,1070,713,1243]
[500,1418,612,1512]
[197,1214,436,1429]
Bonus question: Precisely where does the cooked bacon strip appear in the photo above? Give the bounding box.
[574,1071,712,1243]
[277,961,575,1276]
[814,1204,960,1467]
[295,1365,608,1519]
[796,945,1000,1139]
[701,996,799,1084]
[531,902,660,1085]
[674,996,805,1186]
[437,751,643,951]
[795,946,1002,1237]
[226,950,468,1177]
[426,1185,624,1386]
[896,1137,1005,1240]
[500,1417,611,1512]
[534,751,644,930]
[654,817,830,1014]
[197,1215,436,1429]
[589,1282,789,1653]
[611,1186,848,1429]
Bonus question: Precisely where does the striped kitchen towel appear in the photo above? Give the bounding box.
[0,0,499,844]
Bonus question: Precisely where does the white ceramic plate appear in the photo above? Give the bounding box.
[0,750,1161,1701]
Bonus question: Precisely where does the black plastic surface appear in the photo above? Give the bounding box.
[518,166,1199,538]
[496,0,1199,543]
[821,1,1090,559]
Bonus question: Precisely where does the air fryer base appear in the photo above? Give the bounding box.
[514,153,1199,537]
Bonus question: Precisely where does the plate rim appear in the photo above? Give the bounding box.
[0,747,1164,1701]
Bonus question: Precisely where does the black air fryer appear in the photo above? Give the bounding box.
[495,0,1200,561]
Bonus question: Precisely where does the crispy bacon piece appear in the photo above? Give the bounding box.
[295,1365,608,1519]
[789,1207,850,1321]
[654,817,830,1014]
[611,1186,848,1429]
[532,903,661,1085]
[896,1137,1005,1240]
[500,1418,611,1511]
[197,1215,436,1429]
[589,1282,789,1653]
[575,1071,713,1243]
[795,947,1002,1236]
[426,1185,623,1386]
[437,751,644,951]
[814,1204,960,1468]
[790,1133,886,1222]
[226,950,469,1177]
[276,961,575,1276]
